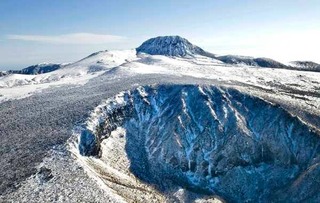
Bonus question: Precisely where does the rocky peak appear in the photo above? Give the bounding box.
[136,36,214,57]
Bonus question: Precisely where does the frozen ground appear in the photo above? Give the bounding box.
[0,48,319,202]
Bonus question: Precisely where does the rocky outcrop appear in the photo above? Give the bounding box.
[136,36,215,58]
[0,71,8,77]
[79,129,100,156]
[36,166,53,184]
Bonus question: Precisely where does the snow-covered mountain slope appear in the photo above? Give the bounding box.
[289,61,320,72]
[1,47,320,114]
[136,36,216,58]
[0,63,65,79]
[216,55,287,68]
[120,53,320,116]
[136,36,320,71]
[1,35,319,100]
[0,49,136,89]
[10,63,63,75]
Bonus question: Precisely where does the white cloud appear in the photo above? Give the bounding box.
[7,33,126,44]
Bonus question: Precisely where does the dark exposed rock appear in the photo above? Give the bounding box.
[79,129,100,156]
[0,71,8,77]
[36,166,53,184]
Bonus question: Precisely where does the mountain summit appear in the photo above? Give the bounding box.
[136,35,215,57]
[136,36,290,69]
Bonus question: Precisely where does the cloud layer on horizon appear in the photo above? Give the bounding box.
[6,33,126,44]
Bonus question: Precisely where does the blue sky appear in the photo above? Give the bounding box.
[1,0,320,69]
